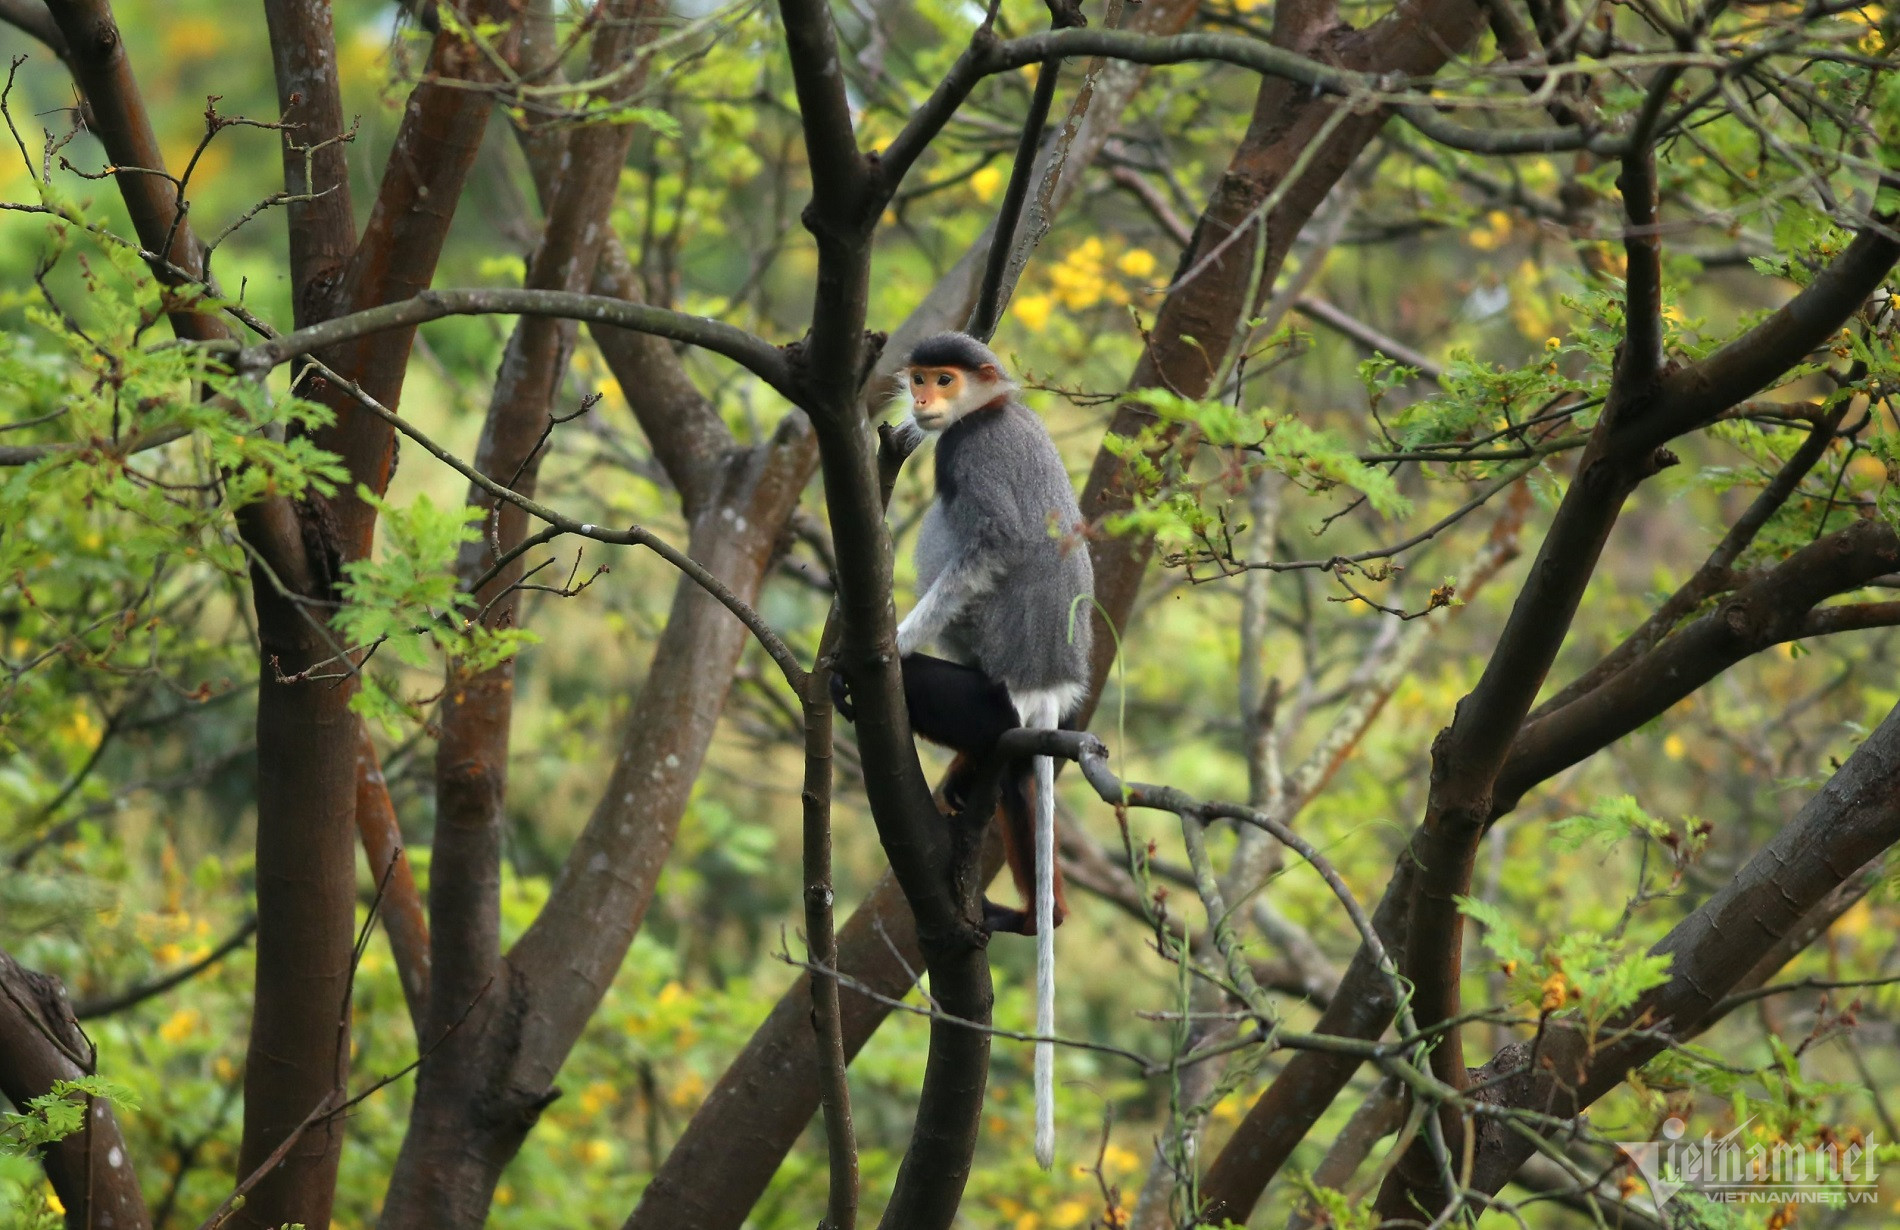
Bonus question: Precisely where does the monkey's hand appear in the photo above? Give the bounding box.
[828,672,856,722]
[883,415,927,459]
[894,611,925,657]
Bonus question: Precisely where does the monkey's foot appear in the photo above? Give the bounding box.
[982,901,1032,935]
[981,899,1067,936]
[827,672,856,721]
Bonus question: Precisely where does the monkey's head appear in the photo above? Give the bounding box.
[903,332,1016,432]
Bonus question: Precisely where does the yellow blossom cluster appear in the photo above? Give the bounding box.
[1048,237,1123,310]
[1855,4,1886,52]
[971,165,1005,204]
[1466,209,1514,251]
[990,1196,1095,1228]
[1507,260,1556,342]
[1013,241,1161,331]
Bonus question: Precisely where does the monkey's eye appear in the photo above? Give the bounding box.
[936,373,953,387]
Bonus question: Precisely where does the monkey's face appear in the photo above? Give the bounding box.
[907,363,1004,431]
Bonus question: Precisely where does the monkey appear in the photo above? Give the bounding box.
[835,331,1093,1170]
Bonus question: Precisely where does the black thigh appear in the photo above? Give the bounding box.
[900,653,1019,753]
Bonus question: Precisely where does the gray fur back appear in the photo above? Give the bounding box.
[914,400,1093,693]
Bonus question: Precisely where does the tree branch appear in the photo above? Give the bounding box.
[1295,294,1445,378]
[226,287,797,403]
[1465,692,1900,1196]
[965,0,1084,342]
[0,948,151,1229]
[1532,401,1848,718]
[0,0,69,63]
[1495,518,1900,817]
[384,8,671,1216]
[71,917,258,1019]
[778,0,866,221]
[41,0,222,341]
[1646,222,1900,448]
[261,0,356,326]
[354,725,429,1037]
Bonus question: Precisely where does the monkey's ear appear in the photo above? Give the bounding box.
[977,363,1001,383]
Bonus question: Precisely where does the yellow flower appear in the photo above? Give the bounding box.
[1013,294,1054,332]
[578,1080,615,1117]
[1116,248,1158,278]
[158,1008,203,1044]
[1468,210,1513,252]
[1663,733,1686,761]
[63,708,100,748]
[1539,973,1570,1014]
[1102,1144,1140,1174]
[495,1185,515,1206]
[1049,241,1111,309]
[1849,453,1888,486]
[581,1138,613,1165]
[1508,259,1553,340]
[162,17,225,62]
[669,1072,707,1108]
[1836,900,1874,938]
[1051,1199,1090,1227]
[971,165,1004,204]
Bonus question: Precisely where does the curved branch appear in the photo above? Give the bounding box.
[1648,222,1900,446]
[0,0,69,61]
[224,288,797,403]
[73,916,258,1019]
[1496,518,1900,817]
[42,0,223,341]
[1466,692,1900,1196]
[878,29,1360,193]
[1396,103,1625,154]
[877,27,1698,199]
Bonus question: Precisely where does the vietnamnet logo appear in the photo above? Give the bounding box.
[1614,1117,1882,1208]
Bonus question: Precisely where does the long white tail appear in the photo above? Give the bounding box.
[1033,747,1055,1170]
[1011,689,1063,1172]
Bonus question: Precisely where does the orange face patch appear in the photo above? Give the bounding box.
[908,366,968,426]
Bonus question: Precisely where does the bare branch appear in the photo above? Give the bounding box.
[222,287,797,403]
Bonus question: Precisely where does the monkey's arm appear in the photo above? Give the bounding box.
[896,550,1004,655]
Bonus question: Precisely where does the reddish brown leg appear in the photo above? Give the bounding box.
[939,751,1069,936]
